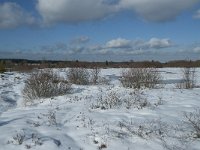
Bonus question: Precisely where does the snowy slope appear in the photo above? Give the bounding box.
[0,68,200,150]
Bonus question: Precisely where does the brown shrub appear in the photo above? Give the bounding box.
[120,68,161,89]
[176,67,196,89]
[66,68,90,85]
[23,69,71,104]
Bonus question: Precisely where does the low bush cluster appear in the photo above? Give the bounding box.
[66,67,105,85]
[22,67,106,104]
[95,91,122,109]
[120,68,161,89]
[176,67,196,89]
[66,68,90,85]
[23,69,71,104]
[91,89,149,110]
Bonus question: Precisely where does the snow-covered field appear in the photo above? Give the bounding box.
[0,68,200,150]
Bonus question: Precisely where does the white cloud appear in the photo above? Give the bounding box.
[193,9,200,19]
[120,0,199,22]
[147,38,173,49]
[0,2,36,29]
[36,37,174,56]
[36,0,119,25]
[0,0,198,29]
[105,37,173,50]
[36,0,199,25]
[4,38,199,61]
[193,47,200,53]
[79,37,174,55]
[106,38,131,48]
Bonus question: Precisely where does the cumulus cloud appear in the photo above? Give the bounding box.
[120,0,199,22]
[0,2,36,29]
[5,37,199,61]
[36,0,199,25]
[36,0,119,25]
[147,38,173,49]
[106,38,131,48]
[70,37,174,55]
[193,47,200,53]
[104,37,173,51]
[193,9,200,19]
[0,0,198,28]
[28,37,174,57]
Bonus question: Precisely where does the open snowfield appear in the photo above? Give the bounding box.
[0,68,200,150]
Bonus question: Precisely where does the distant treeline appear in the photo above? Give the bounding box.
[0,59,200,72]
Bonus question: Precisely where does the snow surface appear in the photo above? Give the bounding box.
[0,68,200,150]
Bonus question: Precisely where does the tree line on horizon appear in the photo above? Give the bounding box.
[0,59,200,72]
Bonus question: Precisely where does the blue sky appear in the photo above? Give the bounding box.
[0,0,200,62]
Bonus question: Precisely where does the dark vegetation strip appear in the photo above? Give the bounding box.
[0,59,200,72]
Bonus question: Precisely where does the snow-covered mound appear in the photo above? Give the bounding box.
[0,68,200,150]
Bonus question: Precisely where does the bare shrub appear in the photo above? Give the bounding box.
[184,109,200,138]
[98,143,107,150]
[176,67,196,89]
[31,133,43,146]
[91,90,122,110]
[8,130,62,148]
[8,131,25,145]
[90,66,101,85]
[13,133,25,145]
[23,69,71,103]
[116,110,200,150]
[98,91,121,109]
[117,119,189,150]
[91,89,149,110]
[121,68,161,89]
[124,90,149,109]
[66,67,90,85]
[47,110,57,126]
[117,119,168,139]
